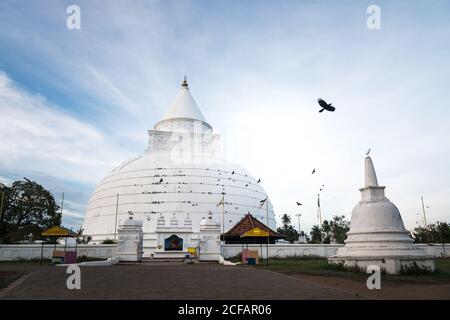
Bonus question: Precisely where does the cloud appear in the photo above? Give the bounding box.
[0,72,129,184]
[0,1,449,233]
[0,71,132,228]
[0,175,13,186]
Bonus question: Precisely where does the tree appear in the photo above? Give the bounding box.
[309,225,322,244]
[413,221,450,244]
[0,178,61,243]
[329,215,350,244]
[281,214,291,226]
[277,214,299,243]
[76,227,92,244]
[321,220,331,244]
[308,216,350,244]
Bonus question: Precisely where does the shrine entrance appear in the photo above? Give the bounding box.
[164,234,183,251]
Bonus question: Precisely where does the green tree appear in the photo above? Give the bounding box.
[413,221,450,244]
[281,213,291,227]
[329,215,350,244]
[309,225,322,243]
[321,220,331,244]
[0,178,61,243]
[76,227,92,244]
[277,214,298,243]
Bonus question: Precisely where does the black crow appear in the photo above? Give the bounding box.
[317,98,335,112]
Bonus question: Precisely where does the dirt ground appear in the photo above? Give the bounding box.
[293,273,450,299]
[0,263,357,300]
[1,262,449,300]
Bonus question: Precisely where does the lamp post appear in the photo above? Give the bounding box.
[0,191,4,222]
[296,213,302,242]
[295,213,301,234]
[113,193,119,243]
[317,193,322,227]
[266,198,269,266]
[60,192,65,217]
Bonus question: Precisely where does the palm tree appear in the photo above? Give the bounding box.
[281,214,291,228]
[310,225,322,243]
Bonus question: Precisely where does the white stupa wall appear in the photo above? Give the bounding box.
[82,79,276,255]
[329,156,435,274]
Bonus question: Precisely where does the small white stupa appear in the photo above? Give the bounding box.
[329,155,435,274]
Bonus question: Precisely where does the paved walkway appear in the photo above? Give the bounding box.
[1,263,358,300]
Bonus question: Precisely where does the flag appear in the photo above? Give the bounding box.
[259,197,267,208]
[317,194,322,224]
[217,196,224,207]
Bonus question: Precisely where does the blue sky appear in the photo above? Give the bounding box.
[0,0,449,232]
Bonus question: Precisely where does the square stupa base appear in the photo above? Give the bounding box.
[328,256,435,275]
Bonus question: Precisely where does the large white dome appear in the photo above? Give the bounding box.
[82,79,276,251]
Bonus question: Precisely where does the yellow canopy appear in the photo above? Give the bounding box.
[42,226,77,237]
[241,227,269,238]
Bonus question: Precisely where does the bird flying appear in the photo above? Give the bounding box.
[296,202,303,206]
[311,168,316,174]
[257,178,261,183]
[317,98,336,113]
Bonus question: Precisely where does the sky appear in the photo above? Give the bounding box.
[0,0,449,233]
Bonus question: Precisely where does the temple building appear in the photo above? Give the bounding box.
[82,78,276,256]
[222,213,284,244]
[329,155,435,274]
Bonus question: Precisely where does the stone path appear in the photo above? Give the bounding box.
[0,263,358,300]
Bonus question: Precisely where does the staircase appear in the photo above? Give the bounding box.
[143,250,190,263]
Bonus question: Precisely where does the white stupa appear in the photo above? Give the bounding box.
[82,78,276,255]
[329,155,434,274]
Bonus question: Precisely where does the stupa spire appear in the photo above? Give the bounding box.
[364,156,379,187]
[181,75,188,88]
[157,77,207,124]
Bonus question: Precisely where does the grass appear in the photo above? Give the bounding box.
[247,256,450,284]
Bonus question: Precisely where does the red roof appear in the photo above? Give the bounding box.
[223,213,283,238]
